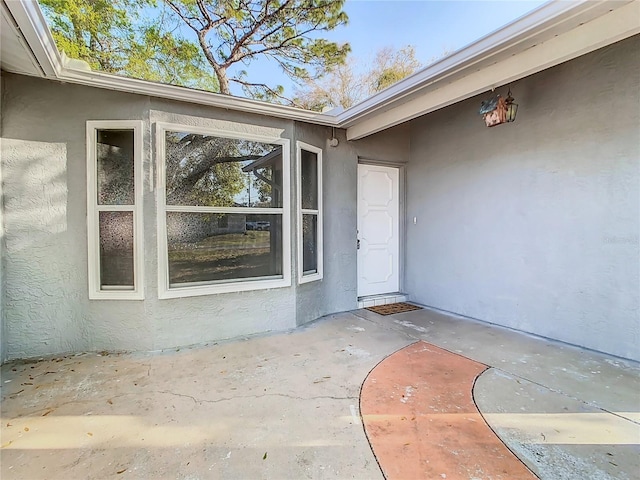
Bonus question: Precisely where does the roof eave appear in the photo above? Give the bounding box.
[336,0,636,129]
[1,0,338,126]
[3,0,638,135]
[342,0,640,139]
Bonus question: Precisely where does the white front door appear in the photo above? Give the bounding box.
[357,164,400,297]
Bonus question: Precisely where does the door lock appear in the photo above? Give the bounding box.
[357,238,361,250]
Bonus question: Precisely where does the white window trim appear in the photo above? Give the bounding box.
[156,122,291,299]
[86,120,145,300]
[296,141,323,284]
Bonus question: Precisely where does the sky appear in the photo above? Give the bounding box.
[227,0,548,98]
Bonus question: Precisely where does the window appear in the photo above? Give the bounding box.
[156,123,291,298]
[297,142,323,283]
[86,121,144,299]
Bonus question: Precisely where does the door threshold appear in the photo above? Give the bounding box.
[358,293,408,309]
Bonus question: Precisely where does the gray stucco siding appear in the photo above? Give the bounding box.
[405,36,640,361]
[0,75,356,360]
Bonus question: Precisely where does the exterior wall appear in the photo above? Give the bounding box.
[292,122,411,326]
[293,124,357,325]
[0,74,351,360]
[406,36,640,360]
[0,74,5,363]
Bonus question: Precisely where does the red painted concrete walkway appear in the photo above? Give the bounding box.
[360,341,537,480]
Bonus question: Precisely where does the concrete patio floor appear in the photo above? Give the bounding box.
[1,306,639,479]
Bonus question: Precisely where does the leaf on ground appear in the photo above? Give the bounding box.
[87,432,93,436]
[107,399,113,405]
[42,409,54,416]
[1,441,13,448]
[116,468,127,474]
[263,452,267,460]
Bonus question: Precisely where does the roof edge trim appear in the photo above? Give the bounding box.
[335,0,632,126]
[4,0,338,126]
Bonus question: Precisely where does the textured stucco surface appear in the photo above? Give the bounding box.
[0,73,5,363]
[0,75,365,360]
[294,123,358,326]
[405,36,640,361]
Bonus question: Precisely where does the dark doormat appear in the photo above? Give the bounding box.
[365,302,423,316]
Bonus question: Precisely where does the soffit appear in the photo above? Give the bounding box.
[1,4,42,77]
[342,0,640,139]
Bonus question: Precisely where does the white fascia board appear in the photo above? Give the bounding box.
[3,0,61,77]
[345,1,640,140]
[58,68,338,126]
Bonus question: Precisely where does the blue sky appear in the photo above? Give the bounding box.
[227,0,548,97]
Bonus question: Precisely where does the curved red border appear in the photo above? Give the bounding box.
[360,341,537,479]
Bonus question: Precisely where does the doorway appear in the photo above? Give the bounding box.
[357,164,400,297]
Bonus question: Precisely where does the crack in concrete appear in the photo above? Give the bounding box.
[154,390,357,405]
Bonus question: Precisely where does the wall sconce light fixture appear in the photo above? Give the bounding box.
[479,87,518,127]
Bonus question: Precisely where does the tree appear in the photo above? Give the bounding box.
[164,133,281,208]
[40,0,218,91]
[162,0,351,100]
[370,46,421,92]
[294,45,422,110]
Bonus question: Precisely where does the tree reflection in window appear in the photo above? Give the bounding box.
[165,132,282,208]
[163,131,284,287]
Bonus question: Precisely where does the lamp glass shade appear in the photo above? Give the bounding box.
[506,102,518,122]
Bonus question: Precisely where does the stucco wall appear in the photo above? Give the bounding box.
[0,75,357,360]
[406,36,640,360]
[0,74,5,363]
[293,124,358,325]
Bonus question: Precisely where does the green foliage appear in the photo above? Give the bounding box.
[164,0,351,97]
[164,132,282,208]
[370,46,421,92]
[39,0,217,90]
[294,45,422,110]
[165,133,247,207]
[40,0,349,100]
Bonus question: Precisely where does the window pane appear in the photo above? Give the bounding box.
[301,149,318,210]
[167,212,283,285]
[99,211,134,288]
[97,129,135,205]
[302,214,318,274]
[165,132,283,208]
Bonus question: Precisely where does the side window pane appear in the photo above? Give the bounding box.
[301,150,318,210]
[97,130,135,205]
[165,132,283,208]
[167,212,283,285]
[99,211,134,288]
[302,214,318,273]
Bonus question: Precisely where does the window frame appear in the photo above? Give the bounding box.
[296,141,323,284]
[156,122,291,299]
[86,120,145,300]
